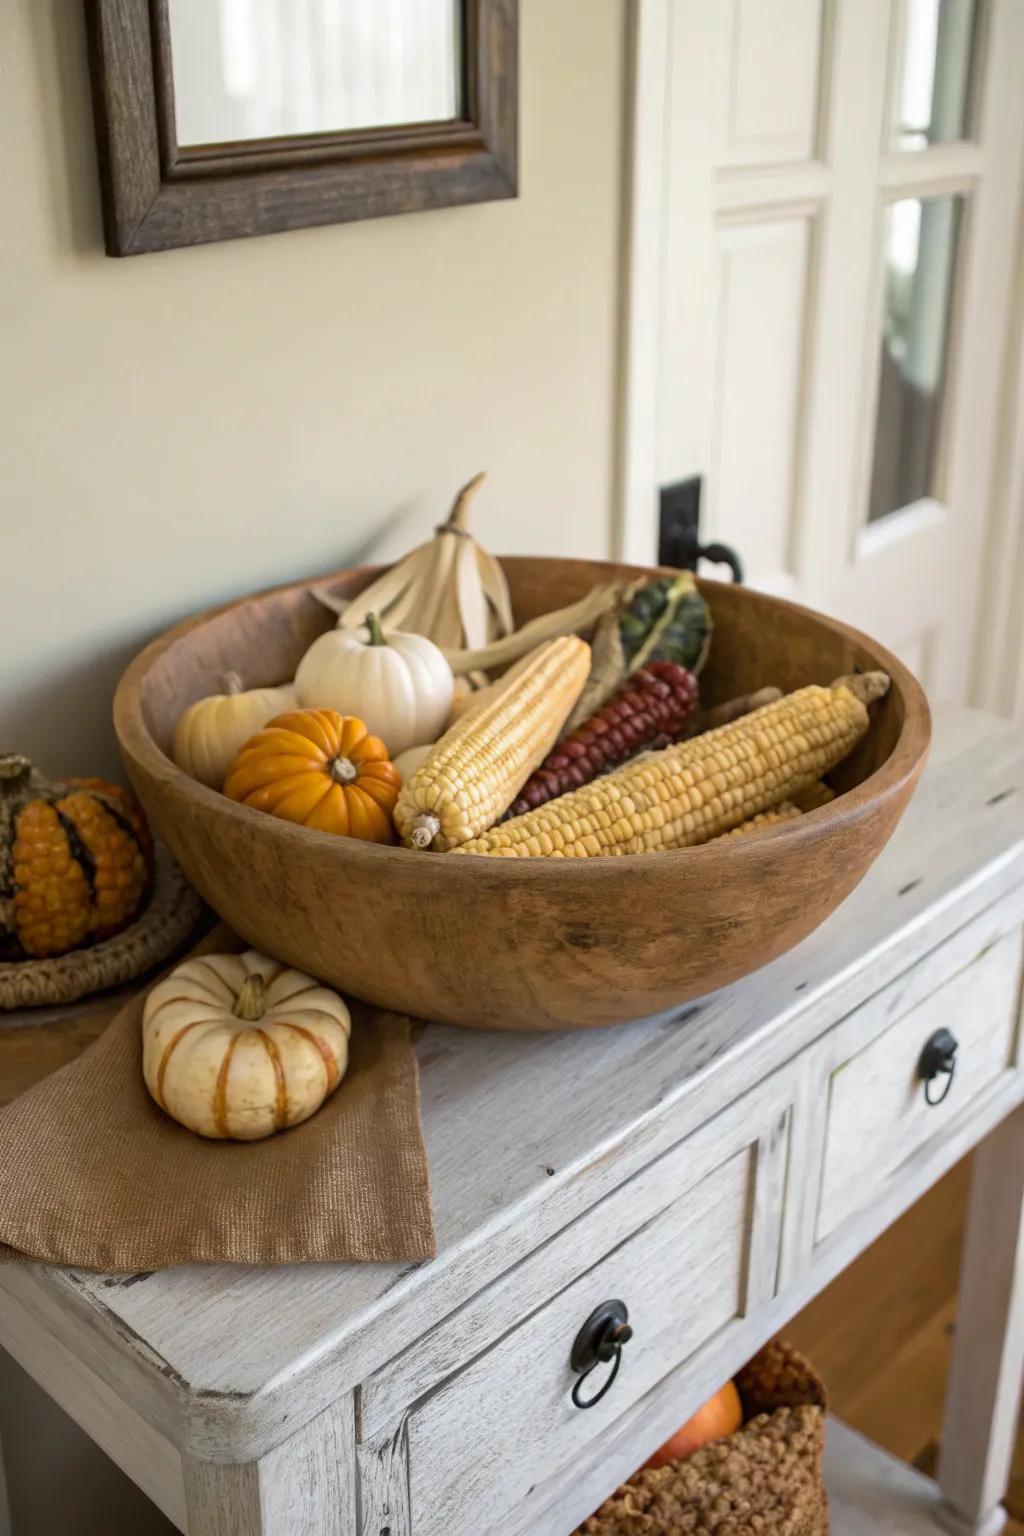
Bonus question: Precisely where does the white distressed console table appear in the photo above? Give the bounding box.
[1,707,1023,1536]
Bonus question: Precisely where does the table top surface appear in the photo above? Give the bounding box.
[3,706,1024,1456]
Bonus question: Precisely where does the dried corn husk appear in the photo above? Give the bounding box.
[448,673,507,725]
[447,671,491,724]
[690,685,783,736]
[560,586,638,736]
[443,582,623,676]
[561,575,711,737]
[448,643,564,726]
[312,474,514,652]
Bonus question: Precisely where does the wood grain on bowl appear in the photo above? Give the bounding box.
[113,559,931,1030]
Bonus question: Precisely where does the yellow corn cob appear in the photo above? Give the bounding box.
[394,636,591,851]
[792,779,836,811]
[455,672,888,859]
[716,801,803,839]
[717,779,835,839]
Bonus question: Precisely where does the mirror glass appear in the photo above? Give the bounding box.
[167,0,464,149]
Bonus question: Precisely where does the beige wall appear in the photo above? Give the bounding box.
[1,0,628,782]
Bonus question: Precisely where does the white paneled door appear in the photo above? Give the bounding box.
[620,0,1024,704]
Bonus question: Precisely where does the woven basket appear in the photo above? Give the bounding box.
[576,1341,828,1536]
[0,849,203,1011]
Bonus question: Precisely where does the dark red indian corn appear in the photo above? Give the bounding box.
[503,661,699,819]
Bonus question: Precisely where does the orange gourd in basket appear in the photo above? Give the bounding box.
[0,754,153,959]
[643,1380,744,1469]
[224,710,400,843]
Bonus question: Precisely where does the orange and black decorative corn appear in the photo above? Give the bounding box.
[503,661,699,819]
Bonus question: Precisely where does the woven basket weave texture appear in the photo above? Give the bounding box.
[576,1341,828,1536]
[0,851,202,1011]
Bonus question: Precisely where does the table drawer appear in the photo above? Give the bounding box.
[357,1071,794,1536]
[816,924,1023,1245]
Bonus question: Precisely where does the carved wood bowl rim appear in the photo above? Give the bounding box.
[114,557,932,884]
[114,558,932,1027]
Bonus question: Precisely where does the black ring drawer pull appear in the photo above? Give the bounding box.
[918,1028,958,1107]
[570,1300,633,1410]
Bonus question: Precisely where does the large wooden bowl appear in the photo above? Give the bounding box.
[114,558,930,1030]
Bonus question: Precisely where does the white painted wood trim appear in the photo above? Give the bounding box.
[360,1069,793,1437]
[744,1104,791,1312]
[777,1037,832,1289]
[0,714,1020,1490]
[356,1419,412,1536]
[615,0,671,564]
[972,202,1024,723]
[0,1264,184,1446]
[183,1397,354,1536]
[938,1103,1024,1528]
[825,1420,1003,1536]
[816,879,1024,1069]
[3,712,1023,1468]
[0,1288,186,1531]
[0,718,1022,1530]
[813,920,1024,1245]
[714,161,832,216]
[878,142,985,194]
[854,497,950,563]
[509,1065,1024,1536]
[408,1151,755,1536]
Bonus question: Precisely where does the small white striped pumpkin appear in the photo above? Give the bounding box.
[142,951,351,1141]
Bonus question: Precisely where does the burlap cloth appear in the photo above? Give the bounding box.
[0,929,435,1270]
[576,1341,828,1535]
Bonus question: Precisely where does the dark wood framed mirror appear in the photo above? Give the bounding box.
[85,0,518,257]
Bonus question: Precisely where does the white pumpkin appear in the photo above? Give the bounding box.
[294,614,453,757]
[172,674,297,789]
[142,951,351,1141]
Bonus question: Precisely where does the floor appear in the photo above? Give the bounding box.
[787,1153,1024,1533]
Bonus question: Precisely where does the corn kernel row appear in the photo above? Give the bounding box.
[454,675,886,859]
[394,636,591,851]
[715,801,803,839]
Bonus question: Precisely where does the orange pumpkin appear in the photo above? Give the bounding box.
[1,754,153,960]
[643,1380,743,1469]
[224,710,400,843]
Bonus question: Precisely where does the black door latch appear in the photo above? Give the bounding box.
[658,476,744,582]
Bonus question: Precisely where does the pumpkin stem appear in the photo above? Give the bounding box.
[410,813,441,850]
[442,471,486,533]
[329,756,358,785]
[234,972,266,1022]
[364,613,387,648]
[0,755,33,783]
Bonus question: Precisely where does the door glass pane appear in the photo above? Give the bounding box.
[868,195,964,524]
[894,0,979,151]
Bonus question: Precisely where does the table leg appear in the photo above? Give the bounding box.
[183,1397,355,1536]
[0,1423,11,1536]
[937,1104,1024,1536]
